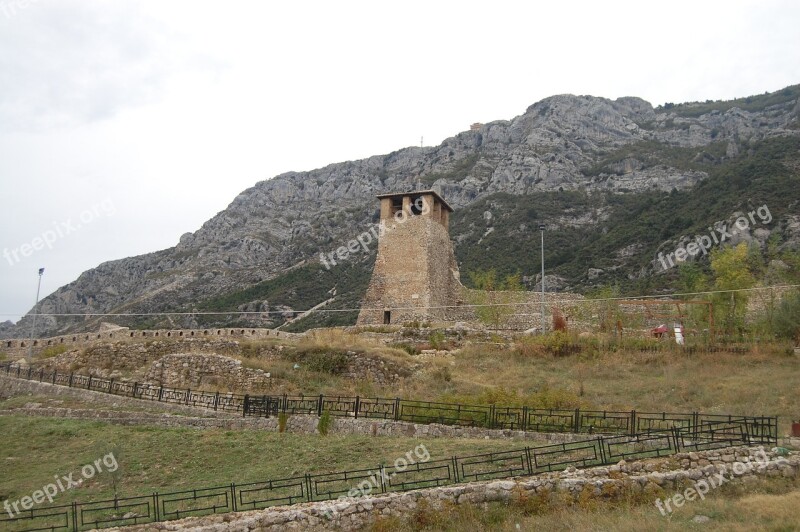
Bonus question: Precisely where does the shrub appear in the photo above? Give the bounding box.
[39,344,68,359]
[287,348,349,375]
[428,330,447,350]
[774,290,800,343]
[542,330,576,356]
[317,410,332,436]
[515,336,546,357]
[389,342,420,356]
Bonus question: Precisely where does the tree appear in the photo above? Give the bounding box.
[774,290,800,344]
[678,262,712,330]
[710,243,757,336]
[678,262,708,294]
[468,269,524,331]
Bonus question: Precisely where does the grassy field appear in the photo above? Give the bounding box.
[22,329,800,435]
[445,345,799,429]
[368,476,800,531]
[0,393,225,417]
[256,334,799,435]
[0,415,533,506]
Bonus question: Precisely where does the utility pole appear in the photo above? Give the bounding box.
[539,225,546,334]
[28,267,45,359]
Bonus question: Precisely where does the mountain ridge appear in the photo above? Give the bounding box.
[6,85,800,337]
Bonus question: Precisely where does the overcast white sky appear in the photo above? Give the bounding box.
[1,0,799,322]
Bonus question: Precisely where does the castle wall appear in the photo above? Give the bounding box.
[0,327,299,360]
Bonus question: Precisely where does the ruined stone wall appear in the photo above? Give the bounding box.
[0,327,299,360]
[142,354,273,391]
[450,289,587,330]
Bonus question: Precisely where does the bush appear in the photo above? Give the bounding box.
[389,342,420,356]
[286,348,349,375]
[317,410,332,436]
[442,386,586,410]
[515,336,546,357]
[774,290,800,343]
[39,344,68,359]
[428,331,447,350]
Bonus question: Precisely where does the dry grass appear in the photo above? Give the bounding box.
[368,476,800,531]
[300,328,385,350]
[441,344,800,435]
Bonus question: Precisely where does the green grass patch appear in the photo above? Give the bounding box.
[0,416,533,506]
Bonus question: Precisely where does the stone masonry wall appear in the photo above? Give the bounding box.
[358,215,463,326]
[1,327,300,360]
[111,447,798,531]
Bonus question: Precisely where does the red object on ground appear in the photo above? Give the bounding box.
[651,324,669,337]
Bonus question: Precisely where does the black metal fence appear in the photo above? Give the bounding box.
[0,362,778,445]
[0,423,758,532]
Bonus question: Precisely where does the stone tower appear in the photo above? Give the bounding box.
[357,190,463,325]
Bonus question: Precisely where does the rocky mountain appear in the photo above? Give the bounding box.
[6,85,800,337]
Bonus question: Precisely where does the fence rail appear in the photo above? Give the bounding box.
[0,362,778,446]
[0,424,761,532]
[0,363,780,531]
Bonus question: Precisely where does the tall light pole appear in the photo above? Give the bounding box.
[539,224,545,334]
[28,267,45,360]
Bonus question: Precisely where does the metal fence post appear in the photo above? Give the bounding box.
[157,386,164,402]
[630,410,636,437]
[574,408,581,433]
[354,396,360,419]
[305,474,313,502]
[521,406,528,432]
[524,447,533,476]
[71,501,78,531]
[132,382,138,398]
[317,394,324,416]
[230,483,237,513]
[153,492,160,522]
[394,398,401,421]
[598,436,607,464]
[243,395,250,417]
[214,391,220,411]
[69,372,73,387]
[379,465,387,493]
[87,375,92,390]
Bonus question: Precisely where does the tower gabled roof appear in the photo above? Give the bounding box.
[375,190,453,212]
